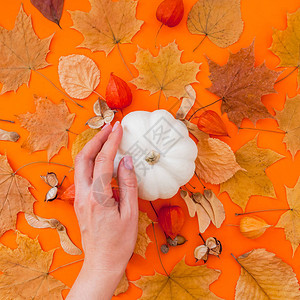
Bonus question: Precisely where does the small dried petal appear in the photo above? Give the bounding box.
[161,244,169,254]
[86,116,105,129]
[240,216,271,239]
[45,186,58,202]
[40,172,58,187]
[194,244,209,261]
[0,129,20,142]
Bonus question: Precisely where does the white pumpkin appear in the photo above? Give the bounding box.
[113,109,198,200]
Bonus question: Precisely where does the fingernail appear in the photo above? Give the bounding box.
[102,123,110,130]
[112,121,120,132]
[123,155,133,170]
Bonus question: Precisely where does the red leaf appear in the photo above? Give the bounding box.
[197,110,229,136]
[60,183,75,203]
[106,73,132,109]
[156,0,184,27]
[30,0,64,27]
[158,206,185,239]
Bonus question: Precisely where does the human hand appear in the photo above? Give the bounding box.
[66,121,138,300]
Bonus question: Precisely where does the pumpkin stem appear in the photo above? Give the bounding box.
[145,150,160,165]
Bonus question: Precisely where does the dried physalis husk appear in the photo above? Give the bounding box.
[45,186,58,202]
[25,213,82,255]
[0,128,20,142]
[206,237,222,256]
[194,244,209,262]
[40,172,58,187]
[240,216,271,239]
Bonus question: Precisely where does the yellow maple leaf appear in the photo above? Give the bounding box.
[270,9,300,88]
[133,258,221,299]
[131,42,201,100]
[220,137,282,211]
[134,211,152,258]
[276,177,300,256]
[114,272,129,296]
[275,95,300,159]
[187,0,243,49]
[0,154,35,236]
[234,249,300,299]
[0,231,68,299]
[17,96,75,161]
[70,0,143,55]
[0,5,52,94]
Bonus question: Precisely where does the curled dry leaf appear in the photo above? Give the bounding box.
[25,213,82,255]
[208,43,279,126]
[17,96,75,161]
[30,0,64,27]
[220,137,283,211]
[70,0,144,55]
[40,172,59,187]
[131,42,201,100]
[0,128,20,142]
[235,249,300,299]
[0,154,35,236]
[239,216,271,239]
[0,5,52,94]
[276,177,300,256]
[0,231,68,299]
[176,85,196,120]
[58,54,100,99]
[134,258,222,300]
[180,189,225,233]
[114,272,129,296]
[270,9,300,88]
[187,0,243,48]
[275,95,300,159]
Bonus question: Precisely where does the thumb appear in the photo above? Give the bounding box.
[117,156,138,220]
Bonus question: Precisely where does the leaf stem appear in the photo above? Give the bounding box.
[193,34,207,52]
[235,208,291,216]
[49,258,84,274]
[33,70,84,108]
[116,43,134,78]
[154,24,164,49]
[186,182,196,189]
[66,129,79,135]
[0,119,15,123]
[231,253,240,265]
[93,90,106,100]
[158,88,163,109]
[198,233,205,243]
[188,98,223,121]
[194,172,206,189]
[152,222,169,277]
[13,161,74,175]
[150,201,159,219]
[275,66,299,84]
[238,127,286,134]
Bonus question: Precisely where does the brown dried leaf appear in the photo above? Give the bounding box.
[17,96,75,161]
[58,54,100,99]
[70,0,143,55]
[0,154,35,236]
[0,231,68,299]
[0,6,52,94]
[208,43,279,126]
[187,0,243,48]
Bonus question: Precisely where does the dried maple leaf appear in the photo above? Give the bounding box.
[58,54,100,99]
[276,177,300,256]
[275,95,300,159]
[30,0,64,27]
[195,135,243,184]
[270,9,300,88]
[133,258,221,299]
[234,249,300,299]
[0,154,35,236]
[0,5,52,94]
[114,272,129,296]
[17,96,75,161]
[208,43,279,126]
[220,137,283,211]
[134,211,152,258]
[0,231,68,299]
[187,0,243,49]
[131,42,201,99]
[70,0,143,55]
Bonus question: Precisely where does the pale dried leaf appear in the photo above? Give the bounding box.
[58,54,100,99]
[25,213,53,229]
[196,204,211,233]
[57,227,82,256]
[0,129,19,142]
[176,97,195,120]
[180,189,197,217]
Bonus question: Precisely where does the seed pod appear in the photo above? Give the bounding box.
[167,236,178,247]
[161,244,169,254]
[40,172,58,187]
[45,186,58,202]
[194,244,208,262]
[176,235,187,245]
[239,216,271,239]
[156,0,184,27]
[206,237,222,256]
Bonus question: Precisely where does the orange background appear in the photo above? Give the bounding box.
[0,0,299,299]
